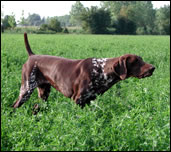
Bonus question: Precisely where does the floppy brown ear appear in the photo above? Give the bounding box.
[113,56,127,80]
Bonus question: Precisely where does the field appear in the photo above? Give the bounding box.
[1,34,170,151]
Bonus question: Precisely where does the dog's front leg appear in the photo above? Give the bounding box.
[37,83,51,101]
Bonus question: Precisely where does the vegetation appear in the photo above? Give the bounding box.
[80,7,111,34]
[1,1,170,35]
[1,33,170,151]
[46,17,62,33]
[154,5,170,35]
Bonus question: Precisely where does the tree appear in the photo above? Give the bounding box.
[63,27,69,33]
[80,6,111,34]
[154,5,170,35]
[113,5,136,34]
[40,23,49,31]
[27,13,41,26]
[101,1,156,35]
[1,5,4,24]
[115,16,136,34]
[8,13,16,29]
[48,17,62,32]
[2,15,10,29]
[131,1,155,34]
[101,1,136,20]
[1,5,4,32]
[70,1,85,26]
[2,15,16,29]
[19,10,26,26]
[56,15,71,27]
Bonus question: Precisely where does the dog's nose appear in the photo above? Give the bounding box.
[150,66,155,72]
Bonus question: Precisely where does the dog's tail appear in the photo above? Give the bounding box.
[24,33,34,56]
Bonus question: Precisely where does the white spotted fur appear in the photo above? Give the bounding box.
[78,58,116,105]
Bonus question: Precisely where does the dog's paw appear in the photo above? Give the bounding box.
[32,104,40,115]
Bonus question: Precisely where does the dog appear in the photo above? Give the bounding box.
[12,33,155,109]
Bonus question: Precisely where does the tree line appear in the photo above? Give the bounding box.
[1,1,170,35]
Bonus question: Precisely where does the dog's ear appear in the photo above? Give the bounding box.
[113,56,127,80]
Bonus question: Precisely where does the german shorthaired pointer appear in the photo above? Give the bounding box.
[12,33,155,109]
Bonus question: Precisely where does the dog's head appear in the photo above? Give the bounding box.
[114,54,155,80]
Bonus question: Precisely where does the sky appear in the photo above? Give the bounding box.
[1,1,170,23]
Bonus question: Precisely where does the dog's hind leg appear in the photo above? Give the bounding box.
[12,65,38,108]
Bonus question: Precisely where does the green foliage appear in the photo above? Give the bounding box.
[70,2,111,34]
[2,1,170,35]
[39,18,63,33]
[48,17,62,32]
[2,14,16,29]
[81,7,111,34]
[1,34,170,151]
[115,16,136,34]
[56,15,71,27]
[19,10,26,26]
[27,13,42,26]
[154,5,170,35]
[2,15,11,29]
[67,26,84,34]
[8,13,17,29]
[70,1,85,26]
[62,27,69,33]
[40,24,49,31]
[101,1,169,35]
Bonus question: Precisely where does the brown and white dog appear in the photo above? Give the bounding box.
[12,33,155,109]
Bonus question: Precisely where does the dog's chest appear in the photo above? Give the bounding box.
[80,58,117,102]
[90,58,117,93]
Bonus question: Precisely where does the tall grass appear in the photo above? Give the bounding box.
[1,34,170,151]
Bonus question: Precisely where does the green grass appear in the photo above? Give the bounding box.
[1,34,170,151]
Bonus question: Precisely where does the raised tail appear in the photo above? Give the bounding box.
[24,33,34,56]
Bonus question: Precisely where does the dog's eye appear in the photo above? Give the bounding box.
[132,59,138,65]
[135,59,139,63]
